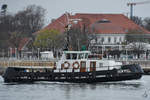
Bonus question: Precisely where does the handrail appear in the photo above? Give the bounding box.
[53,65,121,73]
[0,60,56,67]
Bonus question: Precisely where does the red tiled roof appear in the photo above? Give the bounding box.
[35,13,150,35]
[9,38,31,52]
[18,38,31,51]
[92,22,124,34]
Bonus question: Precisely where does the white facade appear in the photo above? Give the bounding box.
[92,34,126,45]
[89,33,127,53]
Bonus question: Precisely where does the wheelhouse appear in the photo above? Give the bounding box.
[62,51,91,60]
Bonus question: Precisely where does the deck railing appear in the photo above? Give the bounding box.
[0,60,56,68]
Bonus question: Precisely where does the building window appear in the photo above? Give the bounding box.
[108,37,111,43]
[119,37,122,42]
[101,37,104,44]
[114,37,117,43]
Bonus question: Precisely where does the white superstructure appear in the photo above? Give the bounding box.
[56,51,122,72]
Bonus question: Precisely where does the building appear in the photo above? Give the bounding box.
[34,13,150,52]
[20,13,150,58]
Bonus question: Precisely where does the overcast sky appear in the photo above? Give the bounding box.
[1,0,150,25]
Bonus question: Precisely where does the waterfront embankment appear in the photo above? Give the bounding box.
[0,59,56,75]
[1,59,150,75]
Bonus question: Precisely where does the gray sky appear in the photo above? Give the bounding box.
[1,0,150,25]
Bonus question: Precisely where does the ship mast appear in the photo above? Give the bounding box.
[64,12,82,51]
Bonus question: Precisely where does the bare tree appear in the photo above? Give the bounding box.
[143,17,150,31]
[0,5,46,49]
[0,14,14,49]
[14,5,45,37]
[9,32,22,48]
[131,16,143,26]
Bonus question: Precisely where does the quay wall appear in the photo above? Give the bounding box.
[1,60,150,75]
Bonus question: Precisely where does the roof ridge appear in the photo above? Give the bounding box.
[75,13,124,16]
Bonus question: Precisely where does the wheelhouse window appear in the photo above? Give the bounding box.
[85,53,88,59]
[78,53,84,59]
[66,54,71,59]
[66,52,89,60]
[72,53,77,59]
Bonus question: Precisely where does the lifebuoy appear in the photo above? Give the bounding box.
[72,61,80,69]
[61,61,70,69]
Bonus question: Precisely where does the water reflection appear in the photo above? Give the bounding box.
[0,76,150,100]
[3,80,142,89]
[100,81,141,88]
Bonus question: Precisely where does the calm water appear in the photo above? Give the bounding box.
[0,76,150,100]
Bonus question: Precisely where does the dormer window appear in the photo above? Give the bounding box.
[97,19,111,23]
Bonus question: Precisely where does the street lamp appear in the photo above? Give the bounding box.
[38,48,40,60]
[125,47,128,62]
[8,48,9,58]
[2,49,4,59]
[101,42,103,59]
[15,48,17,59]
[10,47,12,58]
[124,40,128,63]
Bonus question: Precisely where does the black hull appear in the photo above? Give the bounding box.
[4,73,142,83]
[2,64,143,83]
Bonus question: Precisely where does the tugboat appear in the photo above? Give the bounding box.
[2,50,143,83]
